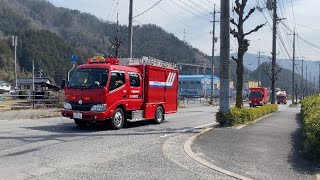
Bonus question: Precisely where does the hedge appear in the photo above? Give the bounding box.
[216,104,278,126]
[301,96,320,161]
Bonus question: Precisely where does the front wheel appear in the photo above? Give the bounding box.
[154,106,164,124]
[109,108,125,130]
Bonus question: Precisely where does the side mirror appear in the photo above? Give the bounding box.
[61,79,66,89]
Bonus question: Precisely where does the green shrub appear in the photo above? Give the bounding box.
[216,104,278,126]
[301,96,320,161]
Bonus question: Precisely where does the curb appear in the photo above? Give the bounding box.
[184,128,253,180]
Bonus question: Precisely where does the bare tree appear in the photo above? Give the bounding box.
[230,0,266,108]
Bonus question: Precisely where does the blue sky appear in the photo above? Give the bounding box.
[48,0,320,62]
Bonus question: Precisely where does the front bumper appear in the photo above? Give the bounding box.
[61,109,111,121]
[250,102,263,106]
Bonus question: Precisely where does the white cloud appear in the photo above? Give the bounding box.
[48,0,320,61]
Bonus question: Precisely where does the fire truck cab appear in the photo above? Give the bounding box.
[61,56,179,130]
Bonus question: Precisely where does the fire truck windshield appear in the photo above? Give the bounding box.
[68,68,109,89]
[249,91,263,98]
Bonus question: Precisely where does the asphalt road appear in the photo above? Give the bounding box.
[193,104,318,180]
[0,105,231,180]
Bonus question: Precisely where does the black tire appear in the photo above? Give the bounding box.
[74,119,87,128]
[154,106,164,124]
[109,108,125,130]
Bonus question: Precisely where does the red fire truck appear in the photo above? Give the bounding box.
[61,56,179,129]
[249,87,269,107]
[276,90,287,104]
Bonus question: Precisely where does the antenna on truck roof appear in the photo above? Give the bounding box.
[127,56,177,69]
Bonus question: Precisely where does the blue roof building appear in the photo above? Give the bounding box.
[178,75,220,97]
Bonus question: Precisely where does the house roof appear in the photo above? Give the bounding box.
[0,81,10,85]
[178,75,219,80]
[17,77,51,84]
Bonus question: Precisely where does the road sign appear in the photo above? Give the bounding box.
[70,55,78,63]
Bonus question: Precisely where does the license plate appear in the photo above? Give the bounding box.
[73,112,82,119]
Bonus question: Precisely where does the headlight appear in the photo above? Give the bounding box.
[64,102,72,110]
[260,101,263,104]
[91,104,107,112]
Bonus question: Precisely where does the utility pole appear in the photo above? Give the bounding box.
[219,0,230,112]
[204,62,207,99]
[258,51,261,86]
[128,0,133,58]
[306,65,308,97]
[12,36,18,90]
[291,29,296,105]
[301,58,304,99]
[115,13,120,58]
[210,4,219,103]
[271,0,277,104]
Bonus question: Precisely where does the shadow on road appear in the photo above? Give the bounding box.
[0,121,196,156]
[288,113,318,174]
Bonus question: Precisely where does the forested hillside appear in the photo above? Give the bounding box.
[0,0,301,89]
[0,0,214,84]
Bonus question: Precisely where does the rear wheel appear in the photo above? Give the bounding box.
[154,106,164,124]
[74,119,87,128]
[109,108,125,130]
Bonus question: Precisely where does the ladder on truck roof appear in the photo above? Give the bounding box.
[121,56,177,69]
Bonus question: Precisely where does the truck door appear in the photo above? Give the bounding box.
[127,72,143,110]
[107,71,127,110]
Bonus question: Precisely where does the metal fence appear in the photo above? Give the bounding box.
[0,90,63,108]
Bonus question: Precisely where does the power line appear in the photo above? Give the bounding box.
[168,0,211,21]
[177,0,211,18]
[150,0,191,27]
[187,0,212,13]
[290,0,296,27]
[133,0,163,19]
[255,0,293,70]
[204,0,215,7]
[110,0,120,21]
[281,22,320,51]
[107,0,116,21]
[297,24,320,32]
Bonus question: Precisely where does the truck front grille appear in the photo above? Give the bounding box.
[70,102,95,111]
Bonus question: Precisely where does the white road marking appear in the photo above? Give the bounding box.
[160,123,218,138]
[194,123,217,129]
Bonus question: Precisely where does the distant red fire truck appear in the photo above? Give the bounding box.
[249,87,269,107]
[61,56,179,129]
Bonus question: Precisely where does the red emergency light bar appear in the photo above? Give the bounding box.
[87,56,120,65]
